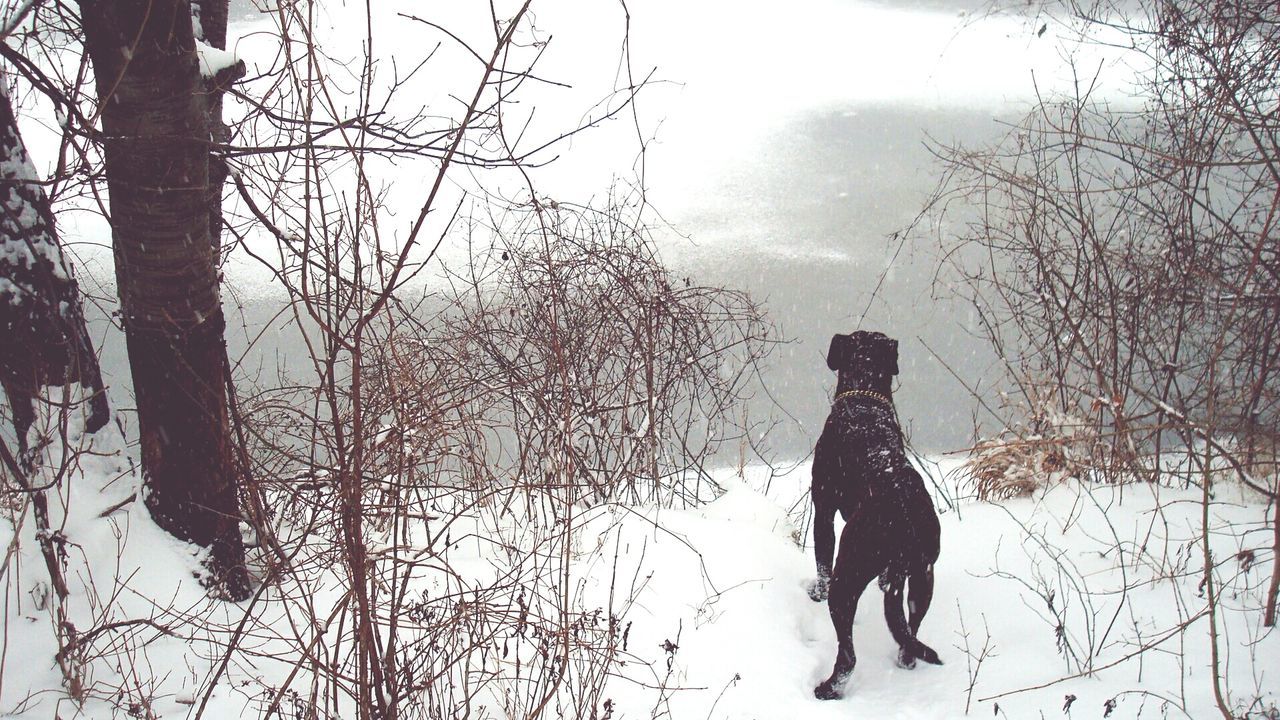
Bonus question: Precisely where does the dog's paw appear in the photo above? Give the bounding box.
[813,680,843,701]
[807,578,829,603]
[814,669,850,700]
[914,643,943,666]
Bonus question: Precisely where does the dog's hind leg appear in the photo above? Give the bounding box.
[883,573,919,668]
[907,562,935,636]
[885,563,942,668]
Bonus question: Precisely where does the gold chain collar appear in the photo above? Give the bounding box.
[834,388,892,408]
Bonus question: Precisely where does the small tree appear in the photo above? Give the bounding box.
[214,4,668,715]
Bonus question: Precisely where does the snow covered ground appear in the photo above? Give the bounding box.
[584,465,1279,719]
[3,417,1276,718]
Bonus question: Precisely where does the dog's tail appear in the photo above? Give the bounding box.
[884,573,943,666]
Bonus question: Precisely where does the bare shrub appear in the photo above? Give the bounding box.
[965,382,1108,500]
[920,0,1279,493]
[913,0,1280,713]
[191,1,766,716]
[967,437,1061,501]
[366,198,774,510]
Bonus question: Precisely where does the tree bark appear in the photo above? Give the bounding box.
[79,0,249,599]
[193,0,239,253]
[0,85,109,449]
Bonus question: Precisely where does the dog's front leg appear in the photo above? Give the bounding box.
[814,564,866,700]
[809,500,836,602]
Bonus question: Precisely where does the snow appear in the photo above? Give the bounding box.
[0,231,60,271]
[3,437,1275,718]
[589,468,1278,719]
[190,0,205,40]
[0,276,23,304]
[196,41,239,79]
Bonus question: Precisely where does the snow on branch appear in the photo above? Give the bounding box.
[196,40,245,90]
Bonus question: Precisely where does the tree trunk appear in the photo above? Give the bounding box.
[0,85,109,450]
[79,0,249,599]
[193,0,239,253]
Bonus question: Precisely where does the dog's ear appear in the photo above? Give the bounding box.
[882,337,899,376]
[826,334,853,372]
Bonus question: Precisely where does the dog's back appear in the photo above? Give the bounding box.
[815,398,939,571]
[813,398,907,515]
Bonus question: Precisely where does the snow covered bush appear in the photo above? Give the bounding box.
[965,434,1067,501]
[965,382,1107,501]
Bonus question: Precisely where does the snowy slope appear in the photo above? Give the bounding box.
[590,466,1278,719]
[4,432,1275,718]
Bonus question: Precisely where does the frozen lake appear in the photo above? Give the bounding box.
[653,105,1008,458]
[85,0,1080,461]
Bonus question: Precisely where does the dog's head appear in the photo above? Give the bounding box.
[826,331,899,378]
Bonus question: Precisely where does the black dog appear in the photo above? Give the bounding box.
[809,331,941,700]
